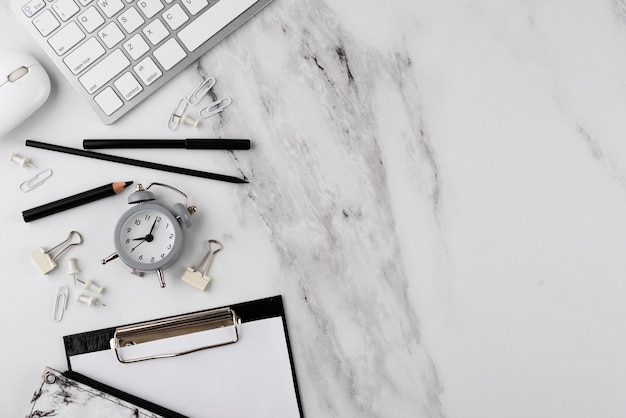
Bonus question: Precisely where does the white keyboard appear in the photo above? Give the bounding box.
[11,0,272,124]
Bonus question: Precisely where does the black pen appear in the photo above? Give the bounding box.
[23,181,133,222]
[83,138,251,150]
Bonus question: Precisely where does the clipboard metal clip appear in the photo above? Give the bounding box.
[111,307,241,364]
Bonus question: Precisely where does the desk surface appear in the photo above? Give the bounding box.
[2,1,626,417]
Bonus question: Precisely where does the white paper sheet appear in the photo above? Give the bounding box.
[69,317,300,418]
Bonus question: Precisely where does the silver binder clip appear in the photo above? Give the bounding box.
[53,286,69,322]
[31,231,83,275]
[166,98,199,130]
[198,97,232,119]
[186,77,216,105]
[181,239,222,291]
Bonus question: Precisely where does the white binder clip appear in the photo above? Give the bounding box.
[31,231,83,275]
[181,239,222,291]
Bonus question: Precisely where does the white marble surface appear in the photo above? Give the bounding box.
[2,0,626,417]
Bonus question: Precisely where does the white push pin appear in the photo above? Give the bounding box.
[81,279,105,294]
[66,257,80,285]
[9,152,37,168]
[180,113,199,127]
[66,257,105,293]
[76,293,106,307]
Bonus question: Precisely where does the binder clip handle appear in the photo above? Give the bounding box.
[48,231,83,262]
[191,239,222,276]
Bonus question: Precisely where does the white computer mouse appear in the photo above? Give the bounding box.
[0,50,51,138]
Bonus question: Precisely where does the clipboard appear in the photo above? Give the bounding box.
[63,295,304,418]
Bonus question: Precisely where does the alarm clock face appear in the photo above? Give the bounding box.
[114,203,183,271]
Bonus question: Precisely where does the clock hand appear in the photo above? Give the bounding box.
[148,218,158,235]
[130,218,159,242]
[131,239,146,252]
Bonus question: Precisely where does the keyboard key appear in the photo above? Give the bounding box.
[22,0,46,18]
[77,6,105,33]
[94,86,123,115]
[32,10,60,37]
[114,72,143,100]
[137,0,164,18]
[63,37,105,74]
[142,18,168,45]
[98,21,125,48]
[48,21,85,55]
[53,0,80,21]
[78,0,95,5]
[96,0,124,18]
[118,7,144,33]
[181,0,208,16]
[162,4,188,30]
[79,48,130,94]
[153,38,186,70]
[133,56,162,85]
[123,33,150,60]
[178,0,257,52]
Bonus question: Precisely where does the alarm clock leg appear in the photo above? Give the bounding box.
[157,268,166,288]
[101,252,119,264]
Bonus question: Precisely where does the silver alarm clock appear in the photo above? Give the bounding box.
[102,182,196,288]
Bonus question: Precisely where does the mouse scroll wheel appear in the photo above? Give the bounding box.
[8,66,29,82]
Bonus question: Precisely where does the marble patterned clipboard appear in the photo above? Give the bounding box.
[26,367,182,418]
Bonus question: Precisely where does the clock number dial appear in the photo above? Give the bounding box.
[116,206,181,269]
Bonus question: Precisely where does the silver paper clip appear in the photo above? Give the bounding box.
[166,98,199,130]
[187,77,216,105]
[31,231,84,275]
[53,286,69,322]
[198,97,232,119]
[20,168,53,192]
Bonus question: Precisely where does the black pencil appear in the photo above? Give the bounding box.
[23,181,133,222]
[25,140,248,183]
[83,138,251,150]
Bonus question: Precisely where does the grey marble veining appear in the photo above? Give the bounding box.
[196,1,445,416]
